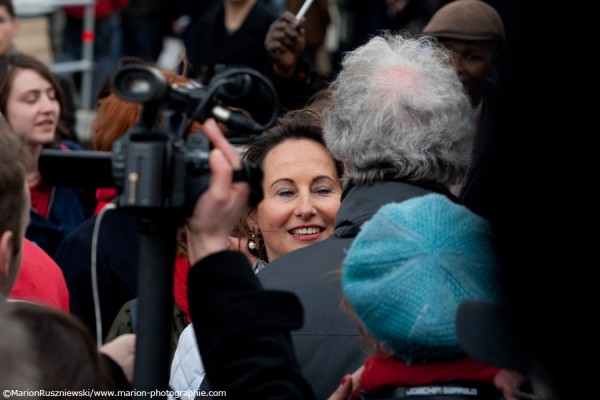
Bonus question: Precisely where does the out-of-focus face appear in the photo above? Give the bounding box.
[0,5,19,55]
[440,39,497,107]
[5,68,60,147]
[251,139,341,262]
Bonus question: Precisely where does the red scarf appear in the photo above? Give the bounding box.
[173,254,192,322]
[94,188,117,215]
[30,181,52,218]
[361,354,499,392]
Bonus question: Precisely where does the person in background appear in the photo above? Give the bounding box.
[54,63,202,343]
[184,0,277,83]
[1,114,135,395]
[3,301,135,392]
[258,32,474,398]
[120,0,185,62]
[285,0,330,74]
[423,0,506,222]
[184,0,322,113]
[0,112,70,314]
[0,0,18,55]
[0,304,39,392]
[386,0,446,35]
[1,0,80,143]
[0,53,90,257]
[57,0,128,102]
[0,113,30,297]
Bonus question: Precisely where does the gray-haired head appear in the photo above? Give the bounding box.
[323,33,474,187]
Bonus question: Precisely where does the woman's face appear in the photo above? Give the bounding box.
[5,68,60,147]
[251,139,342,262]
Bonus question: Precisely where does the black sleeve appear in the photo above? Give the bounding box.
[188,251,316,399]
[100,353,131,394]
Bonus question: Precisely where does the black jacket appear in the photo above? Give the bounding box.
[460,83,505,224]
[54,209,140,340]
[183,1,323,114]
[189,251,316,399]
[184,2,277,84]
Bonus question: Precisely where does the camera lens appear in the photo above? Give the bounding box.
[125,77,152,95]
[111,65,168,103]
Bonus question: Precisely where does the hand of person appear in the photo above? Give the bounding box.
[265,11,306,78]
[327,374,353,400]
[186,119,251,265]
[327,366,364,400]
[100,333,136,383]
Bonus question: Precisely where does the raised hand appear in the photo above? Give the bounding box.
[265,11,306,78]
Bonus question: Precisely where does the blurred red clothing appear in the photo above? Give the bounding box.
[63,0,129,19]
[9,238,70,312]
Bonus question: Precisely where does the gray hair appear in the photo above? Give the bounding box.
[323,33,474,186]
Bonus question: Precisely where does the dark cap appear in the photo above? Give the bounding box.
[423,0,505,44]
[456,300,531,373]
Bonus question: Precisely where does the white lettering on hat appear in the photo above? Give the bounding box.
[405,387,443,395]
[443,387,478,396]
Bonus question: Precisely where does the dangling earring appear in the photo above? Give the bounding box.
[248,232,257,251]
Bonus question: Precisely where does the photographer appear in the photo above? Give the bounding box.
[184,118,315,399]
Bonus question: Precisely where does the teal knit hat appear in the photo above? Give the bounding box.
[342,194,502,364]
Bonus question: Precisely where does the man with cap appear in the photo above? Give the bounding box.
[423,0,506,223]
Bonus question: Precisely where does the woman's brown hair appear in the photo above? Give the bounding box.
[93,64,201,151]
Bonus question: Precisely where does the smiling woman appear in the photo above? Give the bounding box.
[242,108,344,264]
[0,53,89,257]
[168,108,345,394]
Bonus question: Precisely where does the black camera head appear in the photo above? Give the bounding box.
[111,65,169,104]
[40,64,276,221]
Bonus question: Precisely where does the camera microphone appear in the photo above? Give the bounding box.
[212,105,263,133]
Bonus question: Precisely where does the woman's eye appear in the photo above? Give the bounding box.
[23,95,38,104]
[315,186,333,195]
[275,189,294,197]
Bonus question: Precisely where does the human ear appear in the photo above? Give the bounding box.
[246,210,259,232]
[13,18,21,35]
[0,231,14,294]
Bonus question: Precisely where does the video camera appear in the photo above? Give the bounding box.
[40,64,278,219]
[39,64,279,396]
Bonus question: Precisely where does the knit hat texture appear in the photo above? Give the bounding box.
[342,194,501,363]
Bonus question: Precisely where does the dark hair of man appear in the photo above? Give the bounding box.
[0,0,15,18]
[4,301,114,391]
[0,116,29,256]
